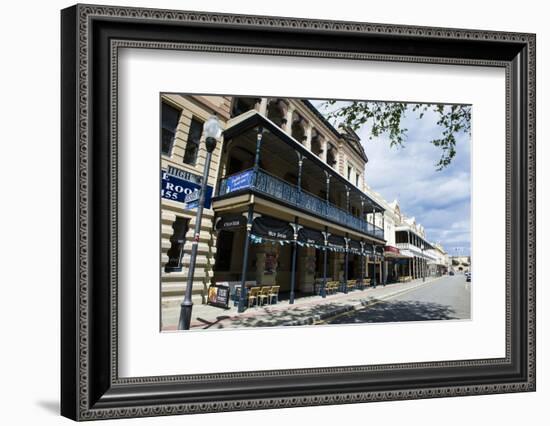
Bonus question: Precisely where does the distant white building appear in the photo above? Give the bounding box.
[362,185,445,283]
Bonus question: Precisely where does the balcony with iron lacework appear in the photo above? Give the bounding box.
[213,108,386,241]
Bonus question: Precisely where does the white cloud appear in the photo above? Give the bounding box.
[311,100,472,254]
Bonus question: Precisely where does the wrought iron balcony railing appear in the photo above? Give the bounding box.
[217,168,385,240]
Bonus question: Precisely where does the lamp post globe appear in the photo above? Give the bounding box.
[203,115,222,152]
[178,114,222,330]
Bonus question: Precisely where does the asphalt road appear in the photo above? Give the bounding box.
[324,274,471,324]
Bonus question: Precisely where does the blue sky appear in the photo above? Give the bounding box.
[312,100,471,257]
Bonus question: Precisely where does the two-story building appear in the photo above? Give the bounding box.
[427,243,450,276]
[160,95,387,326]
[394,216,439,280]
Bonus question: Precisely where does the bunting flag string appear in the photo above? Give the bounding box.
[250,232,372,255]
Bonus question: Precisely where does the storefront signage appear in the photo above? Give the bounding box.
[298,227,324,246]
[216,215,247,231]
[252,216,293,241]
[225,169,254,193]
[385,245,400,254]
[207,284,230,308]
[161,170,213,208]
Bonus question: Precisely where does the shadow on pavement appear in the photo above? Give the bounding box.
[329,299,459,324]
[199,302,354,329]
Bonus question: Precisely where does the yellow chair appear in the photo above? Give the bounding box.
[268,285,280,304]
[247,287,261,308]
[328,281,339,294]
[257,286,272,307]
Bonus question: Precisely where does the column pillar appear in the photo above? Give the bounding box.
[325,172,331,208]
[321,228,330,298]
[382,258,387,286]
[360,241,365,290]
[344,237,350,293]
[285,104,295,134]
[289,219,301,304]
[254,127,263,173]
[296,153,304,191]
[322,138,328,163]
[372,245,377,287]
[238,205,255,313]
[305,123,313,151]
[258,98,268,115]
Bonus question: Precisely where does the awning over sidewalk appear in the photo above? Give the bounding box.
[298,227,324,248]
[251,216,294,243]
[215,214,247,231]
[384,245,412,259]
[246,215,379,255]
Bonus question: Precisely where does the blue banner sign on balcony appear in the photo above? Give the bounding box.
[161,170,213,208]
[225,170,254,193]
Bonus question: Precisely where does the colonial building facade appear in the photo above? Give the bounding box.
[427,243,451,276]
[160,95,388,327]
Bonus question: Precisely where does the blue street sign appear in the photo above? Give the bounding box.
[225,169,254,193]
[161,170,213,208]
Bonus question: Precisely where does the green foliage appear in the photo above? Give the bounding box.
[322,101,471,170]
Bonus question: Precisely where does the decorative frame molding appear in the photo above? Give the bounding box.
[61,4,535,421]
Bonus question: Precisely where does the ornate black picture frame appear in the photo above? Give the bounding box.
[61,4,536,421]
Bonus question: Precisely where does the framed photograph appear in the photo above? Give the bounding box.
[61,3,536,421]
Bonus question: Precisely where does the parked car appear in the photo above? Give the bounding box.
[465,272,471,282]
[449,271,455,276]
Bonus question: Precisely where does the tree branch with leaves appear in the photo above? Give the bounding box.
[322,101,471,170]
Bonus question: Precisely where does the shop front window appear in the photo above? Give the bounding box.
[164,217,189,272]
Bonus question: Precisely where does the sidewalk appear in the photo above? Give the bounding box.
[162,276,443,331]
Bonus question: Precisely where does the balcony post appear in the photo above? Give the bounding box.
[372,208,376,236]
[345,186,350,212]
[238,204,255,313]
[254,127,263,174]
[372,244,377,287]
[360,198,365,232]
[321,229,330,298]
[343,236,350,294]
[289,219,302,305]
[296,152,304,192]
[360,241,365,290]
[324,172,331,217]
[325,172,331,205]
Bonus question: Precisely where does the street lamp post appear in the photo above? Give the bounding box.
[421,243,425,282]
[178,115,222,331]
